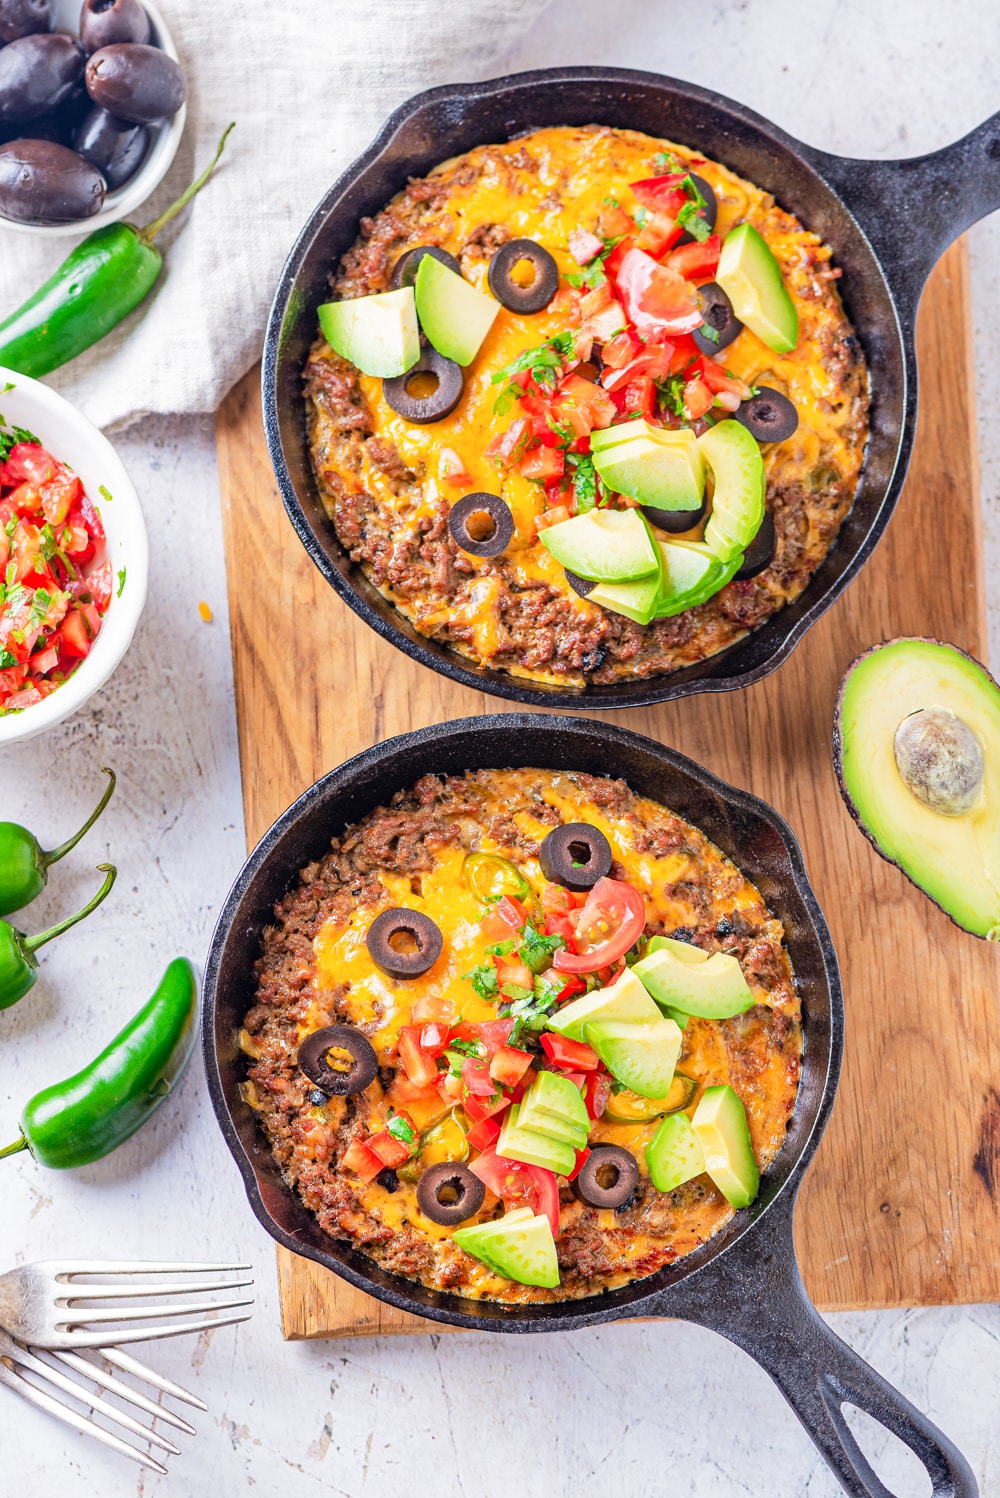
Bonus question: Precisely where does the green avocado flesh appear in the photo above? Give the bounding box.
[414,255,499,365]
[453,1207,559,1288]
[519,1071,590,1134]
[836,638,1000,938]
[318,288,420,378]
[716,222,799,354]
[691,1085,759,1208]
[549,970,662,1041]
[653,539,740,618]
[587,565,663,626]
[497,1105,577,1175]
[591,425,706,512]
[698,420,766,562]
[540,508,658,583]
[646,1112,706,1193]
[584,1016,682,1099]
[633,938,754,1019]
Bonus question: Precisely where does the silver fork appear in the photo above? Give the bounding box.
[0,1260,254,1349]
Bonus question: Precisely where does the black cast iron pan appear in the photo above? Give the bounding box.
[204,716,976,1497]
[262,67,1000,712]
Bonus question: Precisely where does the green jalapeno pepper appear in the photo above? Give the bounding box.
[0,957,197,1168]
[463,851,532,904]
[0,767,115,918]
[0,863,116,1009]
[0,126,234,379]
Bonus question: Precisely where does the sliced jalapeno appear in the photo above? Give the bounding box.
[603,1073,698,1122]
[419,1113,469,1167]
[463,852,531,904]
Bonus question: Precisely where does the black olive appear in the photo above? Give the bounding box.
[0,137,104,222]
[297,1024,379,1097]
[73,104,147,187]
[376,1167,401,1194]
[734,386,799,444]
[581,646,607,672]
[390,244,460,290]
[366,907,443,978]
[573,1145,639,1209]
[308,1087,328,1106]
[642,498,707,534]
[692,282,743,356]
[715,916,735,938]
[675,173,717,245]
[0,0,54,44]
[447,492,514,559]
[487,237,559,314]
[416,1162,486,1226]
[565,568,596,598]
[79,0,151,53]
[0,34,85,121]
[382,344,463,424]
[85,42,184,124]
[539,821,613,892]
[734,510,776,580]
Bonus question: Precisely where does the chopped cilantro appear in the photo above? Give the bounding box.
[658,373,688,419]
[486,937,515,957]
[116,566,127,598]
[449,1038,486,1058]
[499,982,533,1005]
[518,920,565,974]
[99,484,113,503]
[698,320,720,345]
[633,205,649,229]
[567,451,598,513]
[566,260,607,292]
[491,331,577,415]
[464,961,499,1000]
[0,649,16,669]
[654,150,683,174]
[386,1115,416,1147]
[603,194,620,208]
[675,175,710,242]
[0,422,41,461]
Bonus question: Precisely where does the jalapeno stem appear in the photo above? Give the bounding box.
[24,864,116,955]
[0,1135,27,1160]
[44,767,116,868]
[138,123,236,247]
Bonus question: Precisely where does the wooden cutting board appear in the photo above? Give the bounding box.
[216,240,1000,1340]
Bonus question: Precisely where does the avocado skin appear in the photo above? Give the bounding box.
[832,636,1000,940]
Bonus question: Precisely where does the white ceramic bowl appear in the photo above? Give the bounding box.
[1,0,186,236]
[0,365,147,745]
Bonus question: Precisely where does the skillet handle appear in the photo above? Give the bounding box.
[661,1191,978,1498]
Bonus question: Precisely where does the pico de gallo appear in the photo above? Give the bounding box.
[0,429,112,715]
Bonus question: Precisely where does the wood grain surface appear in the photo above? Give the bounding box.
[216,241,1000,1340]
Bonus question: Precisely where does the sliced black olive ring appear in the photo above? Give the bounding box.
[298,1024,378,1097]
[734,509,777,581]
[487,237,560,314]
[573,1145,639,1210]
[390,244,461,290]
[642,498,707,534]
[383,345,463,425]
[564,568,596,598]
[693,281,742,355]
[539,821,613,891]
[448,492,514,558]
[416,1161,486,1225]
[366,907,443,978]
[676,173,718,245]
[734,386,799,444]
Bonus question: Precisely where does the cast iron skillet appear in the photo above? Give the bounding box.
[204,716,976,1498]
[263,67,1000,711]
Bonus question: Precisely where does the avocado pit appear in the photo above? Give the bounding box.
[893,706,984,816]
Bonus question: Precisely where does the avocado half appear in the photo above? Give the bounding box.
[833,637,1000,940]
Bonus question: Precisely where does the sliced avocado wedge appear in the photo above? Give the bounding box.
[592,428,705,512]
[318,287,420,378]
[497,1104,577,1175]
[633,942,754,1020]
[587,563,664,626]
[698,420,766,563]
[654,539,741,618]
[519,1071,591,1132]
[716,223,798,354]
[414,255,499,366]
[453,1207,559,1288]
[583,1016,682,1099]
[834,638,1000,939]
[539,508,659,583]
[590,418,657,450]
[691,1084,759,1208]
[646,1112,706,1192]
[548,969,663,1042]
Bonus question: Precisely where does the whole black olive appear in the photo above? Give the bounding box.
[565,568,596,598]
[390,244,460,291]
[487,237,559,314]
[0,137,103,221]
[734,510,777,581]
[297,1024,379,1097]
[642,498,707,534]
[447,492,514,559]
[0,0,54,43]
[85,42,184,123]
[416,1162,486,1226]
[693,282,742,356]
[572,1144,639,1209]
[73,103,146,186]
[0,33,85,121]
[382,344,463,424]
[676,173,717,245]
[539,821,613,892]
[734,386,799,444]
[79,0,150,53]
[25,83,89,146]
[366,907,443,979]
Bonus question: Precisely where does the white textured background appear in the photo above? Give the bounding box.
[2,2,999,1494]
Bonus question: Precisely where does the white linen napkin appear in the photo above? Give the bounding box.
[0,0,553,429]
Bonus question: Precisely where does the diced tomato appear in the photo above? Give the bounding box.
[367,1129,411,1169]
[28,645,59,675]
[439,446,473,486]
[462,1088,511,1124]
[568,1146,591,1182]
[462,1056,500,1098]
[411,994,455,1025]
[541,881,571,916]
[602,234,636,281]
[584,299,628,343]
[550,285,581,320]
[620,377,657,423]
[552,876,647,974]
[682,377,714,420]
[397,1026,439,1088]
[569,227,605,265]
[5,686,45,710]
[419,1022,449,1057]
[616,248,702,337]
[342,1139,384,1183]
[636,208,684,258]
[496,957,534,994]
[0,664,27,697]
[540,1033,602,1071]
[543,911,576,944]
[553,374,616,437]
[465,1115,501,1151]
[40,471,82,526]
[629,178,688,214]
[510,1065,538,1104]
[85,559,113,612]
[520,446,565,484]
[74,491,105,543]
[600,328,643,370]
[698,358,753,401]
[57,609,93,659]
[585,1072,612,1120]
[599,203,634,239]
[468,1150,560,1235]
[470,1018,515,1055]
[0,443,57,488]
[6,481,42,516]
[489,1045,534,1088]
[554,973,586,1005]
[601,342,675,393]
[437,1070,465,1104]
[523,1165,561,1236]
[667,234,721,281]
[486,416,531,468]
[60,520,93,560]
[389,1075,442,1106]
[535,504,571,533]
